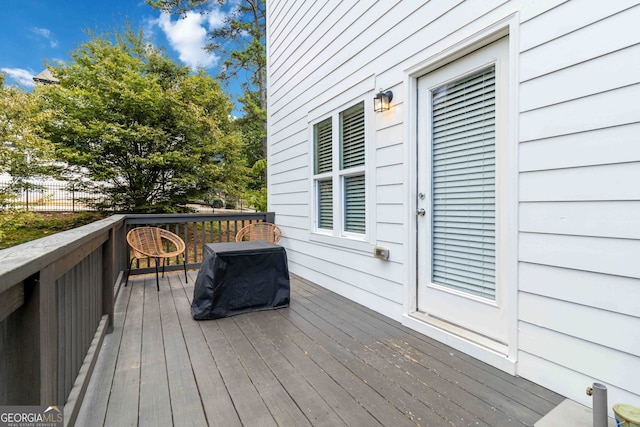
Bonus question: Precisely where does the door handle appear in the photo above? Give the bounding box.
[416,208,426,216]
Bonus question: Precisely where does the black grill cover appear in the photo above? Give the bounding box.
[191,241,290,320]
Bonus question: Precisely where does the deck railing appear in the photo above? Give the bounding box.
[0,211,275,426]
[124,212,275,274]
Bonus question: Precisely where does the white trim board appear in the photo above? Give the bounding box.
[402,314,516,375]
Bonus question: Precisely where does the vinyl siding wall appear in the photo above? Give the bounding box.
[268,0,412,319]
[517,0,640,410]
[267,0,640,410]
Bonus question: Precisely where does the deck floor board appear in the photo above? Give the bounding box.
[293,276,562,417]
[251,309,385,427]
[171,275,242,427]
[139,276,172,427]
[291,278,540,426]
[159,273,208,427]
[103,280,142,427]
[233,310,345,426]
[285,290,468,426]
[298,276,562,407]
[219,314,311,426]
[76,271,564,427]
[75,274,131,426]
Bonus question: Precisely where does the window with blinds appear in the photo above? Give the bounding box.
[312,101,366,237]
[344,174,365,233]
[431,65,496,300]
[340,102,365,235]
[340,103,365,168]
[314,118,332,174]
[317,179,333,229]
[313,117,333,230]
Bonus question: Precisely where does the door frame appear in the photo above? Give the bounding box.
[401,16,520,374]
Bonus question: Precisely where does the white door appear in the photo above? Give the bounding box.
[416,37,510,346]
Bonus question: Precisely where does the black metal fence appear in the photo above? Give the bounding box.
[0,180,105,211]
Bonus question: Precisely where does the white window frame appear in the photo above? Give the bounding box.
[309,98,373,251]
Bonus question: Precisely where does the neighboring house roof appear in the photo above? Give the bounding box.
[33,69,59,84]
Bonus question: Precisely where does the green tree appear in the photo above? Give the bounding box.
[0,74,58,207]
[38,28,246,213]
[147,0,268,177]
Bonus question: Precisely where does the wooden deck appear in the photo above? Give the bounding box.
[76,271,563,426]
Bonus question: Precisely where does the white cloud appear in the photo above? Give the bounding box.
[142,15,159,40]
[207,8,227,29]
[33,27,51,38]
[32,27,58,48]
[157,11,219,70]
[1,68,36,87]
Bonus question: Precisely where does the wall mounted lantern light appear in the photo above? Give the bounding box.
[373,89,393,112]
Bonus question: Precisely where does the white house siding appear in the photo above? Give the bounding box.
[268,0,640,411]
[268,0,414,320]
[517,0,640,411]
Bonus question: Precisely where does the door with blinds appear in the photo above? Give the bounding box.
[416,38,509,346]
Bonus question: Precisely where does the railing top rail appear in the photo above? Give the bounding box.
[0,215,127,293]
[124,212,271,224]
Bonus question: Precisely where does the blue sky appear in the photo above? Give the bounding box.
[1,0,244,113]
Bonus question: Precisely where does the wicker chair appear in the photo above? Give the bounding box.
[235,222,282,244]
[125,227,188,291]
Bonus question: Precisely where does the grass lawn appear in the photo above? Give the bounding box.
[0,211,108,250]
